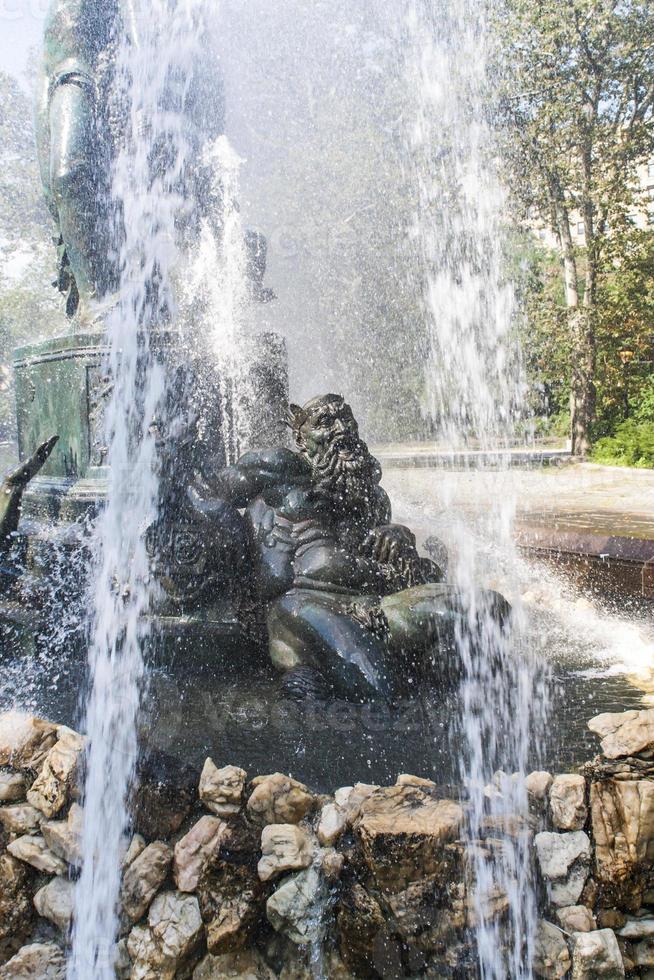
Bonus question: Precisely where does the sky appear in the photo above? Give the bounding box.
[0,1,45,80]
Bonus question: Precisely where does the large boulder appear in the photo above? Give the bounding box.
[42,803,83,867]
[317,803,347,847]
[174,817,226,893]
[550,775,588,832]
[127,891,203,980]
[533,920,571,978]
[266,867,323,945]
[352,785,463,892]
[0,943,66,979]
[33,878,74,934]
[0,806,42,836]
[0,855,33,962]
[556,906,596,933]
[26,728,84,819]
[0,715,57,771]
[257,825,314,883]
[247,774,316,826]
[0,775,26,804]
[590,778,654,910]
[121,841,173,923]
[588,710,654,760]
[534,832,591,908]
[337,884,394,978]
[200,761,247,818]
[193,951,276,979]
[198,855,264,955]
[7,836,67,876]
[570,929,625,978]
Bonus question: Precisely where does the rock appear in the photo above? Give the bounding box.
[342,783,378,824]
[533,920,571,978]
[128,891,203,979]
[317,803,346,847]
[618,916,654,938]
[7,836,67,876]
[130,755,195,840]
[33,877,74,934]
[26,729,84,819]
[635,940,654,967]
[174,816,226,893]
[198,855,264,955]
[258,825,313,882]
[534,832,591,907]
[396,774,437,790]
[193,951,276,979]
[334,787,353,808]
[556,906,596,933]
[122,841,173,922]
[0,854,33,961]
[124,833,147,867]
[320,848,344,881]
[590,778,654,909]
[42,802,84,866]
[0,943,66,979]
[526,771,554,802]
[200,761,247,818]
[0,714,57,771]
[0,805,42,835]
[353,785,463,892]
[0,774,26,804]
[570,929,625,978]
[337,883,388,977]
[597,910,626,930]
[588,710,654,760]
[550,775,588,831]
[387,868,467,956]
[266,867,323,945]
[247,774,315,826]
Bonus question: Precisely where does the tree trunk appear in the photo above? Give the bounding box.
[569,306,596,457]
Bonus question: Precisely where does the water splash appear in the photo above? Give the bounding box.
[68,2,217,975]
[401,0,547,974]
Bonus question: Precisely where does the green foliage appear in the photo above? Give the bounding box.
[591,420,654,468]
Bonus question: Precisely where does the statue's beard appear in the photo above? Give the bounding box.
[306,436,375,509]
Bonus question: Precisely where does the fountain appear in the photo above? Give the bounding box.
[0,1,651,979]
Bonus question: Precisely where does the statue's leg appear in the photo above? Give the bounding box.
[267,590,397,702]
[49,76,111,309]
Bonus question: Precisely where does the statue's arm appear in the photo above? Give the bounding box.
[362,486,418,563]
[0,437,58,551]
[196,448,309,509]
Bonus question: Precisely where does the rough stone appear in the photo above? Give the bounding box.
[174,816,225,893]
[320,847,344,881]
[317,803,346,847]
[556,906,596,933]
[0,714,57,771]
[353,785,463,892]
[198,856,264,955]
[128,891,203,979]
[533,920,571,978]
[534,831,591,907]
[42,802,83,866]
[122,841,174,922]
[570,929,625,978]
[7,836,67,876]
[26,729,84,819]
[337,883,389,977]
[266,867,323,945]
[0,854,33,961]
[0,773,26,804]
[0,943,66,979]
[588,710,654,760]
[0,805,42,835]
[33,877,74,934]
[193,951,276,979]
[634,940,654,967]
[550,775,588,831]
[200,761,247,818]
[258,825,313,882]
[124,833,147,867]
[396,774,437,790]
[334,787,353,808]
[590,778,654,909]
[526,771,554,801]
[247,774,315,826]
[342,783,378,824]
[618,916,654,939]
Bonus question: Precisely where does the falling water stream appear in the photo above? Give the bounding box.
[403,0,548,975]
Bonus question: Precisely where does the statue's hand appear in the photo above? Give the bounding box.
[6,437,59,489]
[363,524,416,564]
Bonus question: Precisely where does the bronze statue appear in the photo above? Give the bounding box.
[0,438,59,554]
[193,394,506,701]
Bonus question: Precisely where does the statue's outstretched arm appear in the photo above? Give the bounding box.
[0,437,59,550]
[194,448,309,510]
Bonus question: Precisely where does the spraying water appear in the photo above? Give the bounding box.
[69,2,223,974]
[402,0,547,974]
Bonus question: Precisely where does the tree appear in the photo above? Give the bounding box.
[499,0,654,454]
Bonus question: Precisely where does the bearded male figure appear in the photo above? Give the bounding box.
[193,394,510,701]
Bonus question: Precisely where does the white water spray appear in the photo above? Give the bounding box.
[68,2,219,975]
[403,1,547,975]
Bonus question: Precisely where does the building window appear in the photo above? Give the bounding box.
[577,222,584,235]
[648,162,654,178]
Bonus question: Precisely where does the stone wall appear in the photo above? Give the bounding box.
[0,708,652,978]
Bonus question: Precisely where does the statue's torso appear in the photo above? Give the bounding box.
[43,0,118,79]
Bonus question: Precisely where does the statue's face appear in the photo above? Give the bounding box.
[298,397,360,460]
